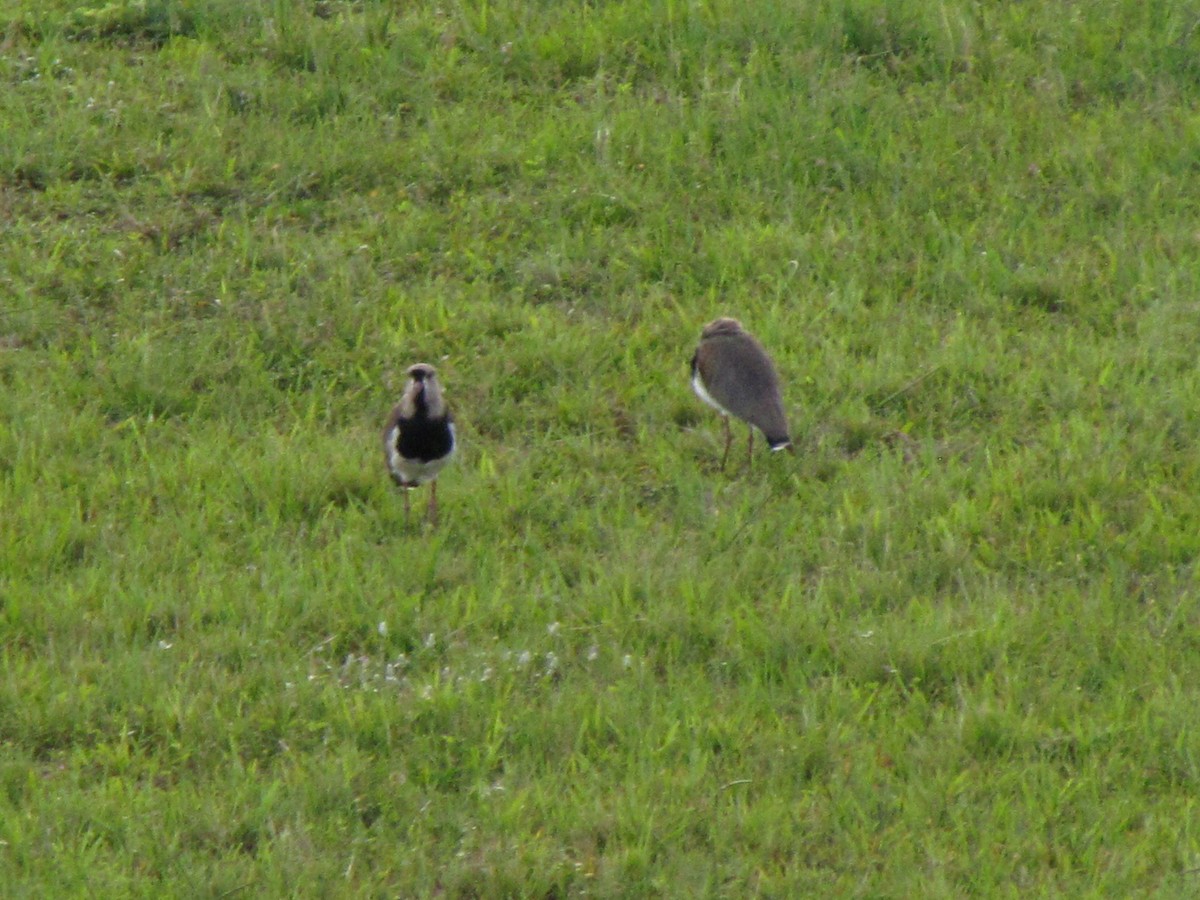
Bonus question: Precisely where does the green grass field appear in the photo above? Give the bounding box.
[4,0,1200,894]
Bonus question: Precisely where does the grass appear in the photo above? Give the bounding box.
[4,0,1200,893]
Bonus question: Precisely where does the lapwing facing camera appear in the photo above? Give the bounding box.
[383,363,456,525]
[691,317,794,471]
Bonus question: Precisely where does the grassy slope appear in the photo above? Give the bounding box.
[3,0,1200,894]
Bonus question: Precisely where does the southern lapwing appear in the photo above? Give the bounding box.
[690,317,794,470]
[383,363,456,525]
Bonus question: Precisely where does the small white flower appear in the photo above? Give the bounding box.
[586,644,599,662]
[547,621,560,636]
[377,621,388,637]
[517,650,532,667]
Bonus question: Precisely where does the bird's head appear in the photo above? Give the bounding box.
[401,363,446,417]
[407,363,436,383]
[701,317,745,340]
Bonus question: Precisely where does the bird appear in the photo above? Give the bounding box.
[690,317,794,471]
[382,363,456,525]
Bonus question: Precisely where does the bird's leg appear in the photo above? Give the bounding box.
[747,427,754,471]
[403,487,411,525]
[427,480,438,527]
[720,415,732,472]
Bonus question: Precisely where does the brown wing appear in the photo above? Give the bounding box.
[697,333,790,444]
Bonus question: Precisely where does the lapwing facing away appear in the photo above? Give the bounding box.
[383,363,456,525]
[691,317,794,471]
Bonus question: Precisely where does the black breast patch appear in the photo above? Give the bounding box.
[396,415,454,463]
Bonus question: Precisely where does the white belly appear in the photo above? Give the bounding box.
[692,372,730,417]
